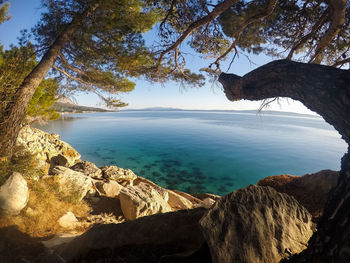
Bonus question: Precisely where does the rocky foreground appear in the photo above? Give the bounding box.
[0,126,339,262]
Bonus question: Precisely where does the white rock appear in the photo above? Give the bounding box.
[101,166,137,186]
[51,166,93,201]
[0,172,29,215]
[16,125,81,168]
[95,180,122,198]
[58,212,79,229]
[167,190,194,210]
[120,183,172,220]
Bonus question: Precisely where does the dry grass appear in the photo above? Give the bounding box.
[0,177,91,237]
[0,148,91,238]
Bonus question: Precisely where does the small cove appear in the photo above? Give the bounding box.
[35,110,347,195]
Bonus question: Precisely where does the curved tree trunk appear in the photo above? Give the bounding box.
[0,4,99,160]
[0,22,78,160]
[219,59,350,262]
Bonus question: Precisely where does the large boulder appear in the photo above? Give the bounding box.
[134,176,195,211]
[56,208,208,263]
[119,182,171,220]
[0,172,29,215]
[257,169,339,219]
[51,166,93,202]
[70,161,103,179]
[17,126,81,169]
[101,165,137,186]
[200,185,314,263]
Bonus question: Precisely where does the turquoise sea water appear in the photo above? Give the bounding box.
[36,111,347,195]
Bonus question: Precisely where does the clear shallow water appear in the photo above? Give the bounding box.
[35,111,347,195]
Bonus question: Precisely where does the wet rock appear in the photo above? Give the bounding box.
[0,172,29,215]
[200,185,314,263]
[51,166,93,202]
[70,161,103,179]
[257,169,339,220]
[119,182,171,220]
[57,208,208,262]
[95,180,122,198]
[101,165,137,186]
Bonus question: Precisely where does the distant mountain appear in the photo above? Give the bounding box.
[122,107,318,118]
[123,107,183,111]
[56,96,76,105]
[53,102,114,113]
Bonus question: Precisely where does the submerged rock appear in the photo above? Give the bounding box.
[56,208,208,262]
[70,161,103,179]
[119,182,171,220]
[257,169,339,219]
[51,166,93,202]
[0,172,29,215]
[101,165,137,186]
[17,126,81,169]
[200,185,314,263]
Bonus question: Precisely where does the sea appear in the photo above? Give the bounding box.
[35,110,347,195]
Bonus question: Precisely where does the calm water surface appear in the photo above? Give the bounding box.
[36,111,347,195]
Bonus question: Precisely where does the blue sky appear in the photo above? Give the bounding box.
[0,0,315,114]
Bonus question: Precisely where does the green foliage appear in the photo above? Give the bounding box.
[153,0,349,67]
[0,2,10,25]
[0,44,60,120]
[27,78,60,120]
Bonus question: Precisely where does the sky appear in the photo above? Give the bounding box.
[0,0,316,114]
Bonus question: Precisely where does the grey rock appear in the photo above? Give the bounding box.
[57,208,207,262]
[200,185,314,263]
[51,166,93,202]
[119,182,171,220]
[101,165,137,186]
[70,161,102,179]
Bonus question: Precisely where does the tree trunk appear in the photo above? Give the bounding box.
[219,59,350,262]
[0,24,77,160]
[0,3,99,160]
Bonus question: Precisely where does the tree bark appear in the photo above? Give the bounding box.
[219,59,350,262]
[0,23,77,160]
[0,4,99,160]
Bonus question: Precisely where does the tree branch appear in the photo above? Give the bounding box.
[309,0,346,63]
[218,59,350,144]
[210,0,278,69]
[156,0,240,67]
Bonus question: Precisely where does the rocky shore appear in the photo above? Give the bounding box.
[0,126,339,262]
